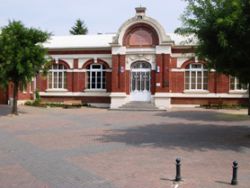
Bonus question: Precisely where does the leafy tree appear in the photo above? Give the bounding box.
[0,21,51,115]
[70,19,88,35]
[176,0,250,115]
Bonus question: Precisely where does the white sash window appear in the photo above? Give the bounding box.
[185,64,208,91]
[48,64,67,89]
[230,77,248,91]
[87,64,106,90]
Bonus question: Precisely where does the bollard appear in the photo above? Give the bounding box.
[231,161,238,185]
[175,158,182,181]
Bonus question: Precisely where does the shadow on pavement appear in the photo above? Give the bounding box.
[0,105,11,117]
[155,110,250,122]
[98,123,250,152]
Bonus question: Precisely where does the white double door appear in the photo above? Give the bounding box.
[130,68,151,101]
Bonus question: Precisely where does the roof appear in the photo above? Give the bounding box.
[43,33,196,49]
[43,34,116,49]
[167,33,197,46]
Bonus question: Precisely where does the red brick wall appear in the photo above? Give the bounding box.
[156,54,171,92]
[125,70,130,94]
[7,82,34,101]
[37,74,47,92]
[151,71,156,94]
[41,96,110,104]
[216,73,230,93]
[172,47,195,54]
[172,98,247,105]
[112,55,126,92]
[170,72,185,93]
[0,87,8,104]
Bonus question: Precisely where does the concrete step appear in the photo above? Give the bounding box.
[117,101,165,111]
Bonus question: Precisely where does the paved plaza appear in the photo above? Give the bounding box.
[0,105,250,188]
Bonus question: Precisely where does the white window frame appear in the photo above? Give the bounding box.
[47,64,67,90]
[185,63,208,91]
[87,64,106,90]
[230,77,248,91]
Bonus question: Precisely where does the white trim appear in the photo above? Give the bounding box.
[177,57,191,68]
[113,16,172,45]
[126,48,156,54]
[229,90,248,94]
[84,89,107,92]
[51,54,112,59]
[155,45,171,54]
[110,93,129,109]
[183,90,209,94]
[66,69,86,72]
[110,92,127,97]
[171,53,195,58]
[154,92,248,98]
[46,89,68,92]
[112,46,126,55]
[126,54,156,70]
[171,68,185,72]
[29,84,33,94]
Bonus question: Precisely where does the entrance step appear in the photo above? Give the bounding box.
[117,101,165,111]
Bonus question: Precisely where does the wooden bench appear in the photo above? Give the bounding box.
[63,100,82,108]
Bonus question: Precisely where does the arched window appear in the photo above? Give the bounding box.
[87,64,106,90]
[48,64,67,89]
[123,24,159,47]
[185,64,208,90]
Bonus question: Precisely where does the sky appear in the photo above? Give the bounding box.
[0,0,187,36]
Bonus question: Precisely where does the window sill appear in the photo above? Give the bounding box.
[184,90,209,94]
[229,90,247,94]
[84,89,107,92]
[46,89,68,92]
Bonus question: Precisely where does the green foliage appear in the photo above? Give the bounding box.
[0,20,51,114]
[35,89,41,101]
[70,19,88,35]
[0,20,51,85]
[176,0,250,84]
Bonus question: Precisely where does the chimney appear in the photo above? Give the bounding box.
[135,7,146,17]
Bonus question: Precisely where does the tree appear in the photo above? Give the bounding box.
[176,0,250,115]
[0,21,51,115]
[70,19,88,35]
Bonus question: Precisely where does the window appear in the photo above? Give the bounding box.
[185,64,208,90]
[87,64,106,90]
[48,64,67,89]
[230,77,247,91]
[20,83,27,93]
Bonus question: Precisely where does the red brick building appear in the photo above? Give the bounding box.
[1,7,248,109]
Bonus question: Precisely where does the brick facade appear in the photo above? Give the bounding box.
[2,7,248,108]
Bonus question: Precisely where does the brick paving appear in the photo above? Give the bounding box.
[0,105,250,188]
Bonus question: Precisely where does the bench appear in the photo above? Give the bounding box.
[63,100,82,108]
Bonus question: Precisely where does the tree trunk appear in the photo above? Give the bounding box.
[11,82,19,115]
[248,83,250,116]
